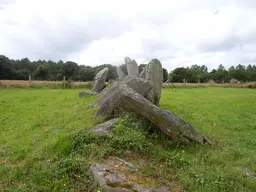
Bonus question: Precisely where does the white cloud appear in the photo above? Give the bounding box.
[0,0,256,71]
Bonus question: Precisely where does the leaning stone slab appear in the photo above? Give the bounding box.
[91,82,212,145]
[89,57,211,145]
[92,67,109,93]
[99,85,111,95]
[90,76,155,118]
[91,118,119,136]
[125,57,139,76]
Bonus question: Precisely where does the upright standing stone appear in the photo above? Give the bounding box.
[116,67,126,79]
[92,67,109,93]
[144,59,163,106]
[125,57,139,76]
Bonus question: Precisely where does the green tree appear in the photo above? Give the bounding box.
[209,65,229,83]
[228,64,247,82]
[34,64,50,80]
[189,64,209,83]
[218,64,225,71]
[246,64,256,81]
[0,55,13,79]
[62,61,79,80]
[15,69,30,80]
[2,54,255,83]
[163,68,168,82]
[79,66,95,81]
[169,67,188,82]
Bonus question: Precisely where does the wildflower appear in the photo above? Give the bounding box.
[97,189,102,192]
[63,183,67,187]
[78,175,81,178]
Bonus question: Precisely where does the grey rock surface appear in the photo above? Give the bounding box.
[92,67,109,93]
[120,85,211,145]
[90,79,211,145]
[89,57,211,145]
[144,59,163,106]
[90,76,154,118]
[116,67,126,79]
[90,162,170,192]
[140,67,146,79]
[125,57,139,76]
[91,118,119,136]
[100,84,112,95]
[124,57,132,64]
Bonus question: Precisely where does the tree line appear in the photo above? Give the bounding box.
[0,55,169,82]
[1,54,255,83]
[170,64,256,83]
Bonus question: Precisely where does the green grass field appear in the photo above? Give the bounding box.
[0,87,255,192]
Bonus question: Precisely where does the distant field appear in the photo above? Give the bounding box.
[0,80,92,88]
[1,80,256,88]
[0,87,256,191]
[163,82,256,88]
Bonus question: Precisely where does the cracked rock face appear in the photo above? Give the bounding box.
[90,160,170,192]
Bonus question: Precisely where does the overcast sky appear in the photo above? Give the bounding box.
[1,0,256,71]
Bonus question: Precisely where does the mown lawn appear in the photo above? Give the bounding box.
[0,87,255,192]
